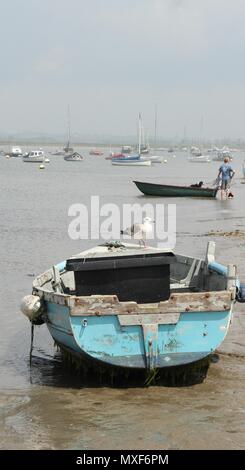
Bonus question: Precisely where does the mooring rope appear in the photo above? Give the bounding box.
[206,176,236,189]
[30,323,34,365]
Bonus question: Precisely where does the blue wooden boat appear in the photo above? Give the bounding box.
[21,241,242,385]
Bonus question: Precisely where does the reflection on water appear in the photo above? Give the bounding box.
[1,148,245,449]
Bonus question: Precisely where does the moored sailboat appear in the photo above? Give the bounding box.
[63,105,74,155]
[112,114,151,166]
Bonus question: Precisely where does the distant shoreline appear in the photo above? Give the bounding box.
[1,139,245,150]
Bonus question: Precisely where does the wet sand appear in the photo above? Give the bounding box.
[1,148,245,449]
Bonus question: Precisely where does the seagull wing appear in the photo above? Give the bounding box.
[121,223,143,237]
[131,223,144,239]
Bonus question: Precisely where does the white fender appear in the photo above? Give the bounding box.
[20,295,42,322]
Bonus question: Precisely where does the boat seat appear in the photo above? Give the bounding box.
[170,259,202,290]
[51,266,65,293]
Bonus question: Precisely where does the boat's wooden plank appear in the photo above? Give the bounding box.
[118,313,180,325]
[37,289,75,307]
[33,270,53,288]
[70,290,232,316]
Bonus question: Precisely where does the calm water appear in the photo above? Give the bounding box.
[1,147,245,449]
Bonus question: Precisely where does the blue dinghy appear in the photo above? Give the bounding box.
[21,241,241,384]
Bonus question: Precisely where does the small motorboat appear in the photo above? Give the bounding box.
[64,152,84,161]
[89,149,104,156]
[22,150,45,163]
[121,145,132,154]
[134,180,218,198]
[21,241,243,385]
[10,146,24,157]
[213,149,232,162]
[139,144,150,154]
[190,146,202,157]
[188,155,211,163]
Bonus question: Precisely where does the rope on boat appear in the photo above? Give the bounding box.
[206,174,236,187]
[30,323,34,365]
[144,368,159,386]
[205,179,219,186]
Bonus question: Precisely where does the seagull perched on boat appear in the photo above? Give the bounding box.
[120,217,154,247]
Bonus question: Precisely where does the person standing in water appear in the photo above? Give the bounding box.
[217,157,235,199]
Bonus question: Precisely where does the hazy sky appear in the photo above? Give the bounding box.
[1,0,245,140]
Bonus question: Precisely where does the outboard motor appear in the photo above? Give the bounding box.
[236,283,245,303]
[20,294,44,324]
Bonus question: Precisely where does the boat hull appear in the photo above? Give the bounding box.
[112,155,140,162]
[141,156,162,163]
[23,156,45,163]
[188,159,211,163]
[45,300,232,371]
[134,181,218,198]
[112,160,151,166]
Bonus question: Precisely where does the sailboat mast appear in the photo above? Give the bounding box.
[67,104,71,149]
[138,113,142,155]
[154,104,157,150]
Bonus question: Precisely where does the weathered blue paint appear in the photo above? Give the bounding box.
[208,262,228,276]
[70,310,232,369]
[46,302,71,332]
[46,302,79,353]
[55,260,66,272]
[45,300,232,369]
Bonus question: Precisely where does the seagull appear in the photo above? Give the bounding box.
[120,217,154,247]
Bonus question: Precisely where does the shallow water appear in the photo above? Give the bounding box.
[1,147,245,449]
